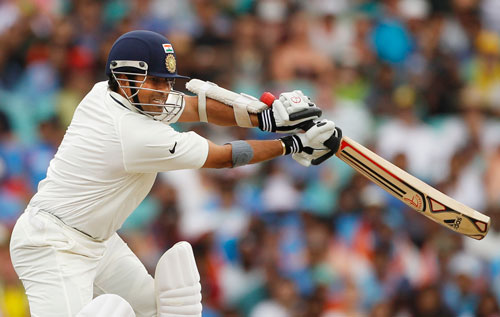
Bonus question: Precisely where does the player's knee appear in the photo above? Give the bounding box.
[76,294,135,317]
[155,241,202,317]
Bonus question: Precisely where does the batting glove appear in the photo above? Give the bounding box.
[258,90,322,133]
[280,120,342,166]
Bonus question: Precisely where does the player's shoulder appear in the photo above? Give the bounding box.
[79,81,109,104]
[120,110,174,131]
[91,81,109,94]
[118,112,179,148]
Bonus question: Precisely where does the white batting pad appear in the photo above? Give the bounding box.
[186,79,267,127]
[76,294,135,317]
[155,241,202,317]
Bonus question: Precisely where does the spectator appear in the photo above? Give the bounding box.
[1,1,499,316]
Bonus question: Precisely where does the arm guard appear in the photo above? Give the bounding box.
[186,79,267,127]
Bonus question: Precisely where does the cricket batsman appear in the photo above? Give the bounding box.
[9,30,341,316]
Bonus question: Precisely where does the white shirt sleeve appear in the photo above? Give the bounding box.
[118,112,209,173]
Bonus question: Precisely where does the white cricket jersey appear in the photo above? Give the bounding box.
[29,81,209,240]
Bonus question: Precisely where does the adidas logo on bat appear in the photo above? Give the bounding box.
[444,217,462,230]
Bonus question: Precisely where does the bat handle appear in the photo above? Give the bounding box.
[259,92,276,107]
[259,92,316,131]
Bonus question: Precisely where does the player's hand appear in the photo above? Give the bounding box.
[258,90,322,133]
[280,120,342,166]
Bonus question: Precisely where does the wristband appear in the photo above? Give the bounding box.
[227,141,254,167]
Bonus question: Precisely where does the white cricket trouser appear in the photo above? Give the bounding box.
[9,207,156,317]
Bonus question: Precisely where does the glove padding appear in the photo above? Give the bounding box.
[280,120,342,167]
[258,90,322,133]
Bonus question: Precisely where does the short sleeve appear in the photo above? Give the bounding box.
[118,113,209,173]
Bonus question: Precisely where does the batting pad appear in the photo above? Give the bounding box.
[186,79,267,127]
[155,241,202,317]
[76,294,135,317]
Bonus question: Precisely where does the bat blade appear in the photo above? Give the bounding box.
[336,136,490,240]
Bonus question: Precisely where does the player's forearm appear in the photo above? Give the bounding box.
[247,140,283,164]
[205,98,259,127]
[203,139,283,168]
[180,96,258,127]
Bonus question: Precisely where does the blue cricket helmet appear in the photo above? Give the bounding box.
[105,30,188,123]
[105,30,189,79]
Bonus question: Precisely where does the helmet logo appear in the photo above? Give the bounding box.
[162,43,174,54]
[165,54,176,73]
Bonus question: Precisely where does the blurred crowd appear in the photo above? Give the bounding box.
[1,0,500,316]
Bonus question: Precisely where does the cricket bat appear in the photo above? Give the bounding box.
[336,136,490,240]
[260,92,490,240]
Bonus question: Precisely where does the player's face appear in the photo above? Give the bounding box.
[138,76,174,113]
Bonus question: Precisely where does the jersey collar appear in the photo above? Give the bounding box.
[107,88,138,114]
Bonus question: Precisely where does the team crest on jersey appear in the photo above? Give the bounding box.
[162,43,174,54]
[165,54,176,73]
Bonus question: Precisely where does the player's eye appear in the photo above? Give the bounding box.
[150,77,174,87]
